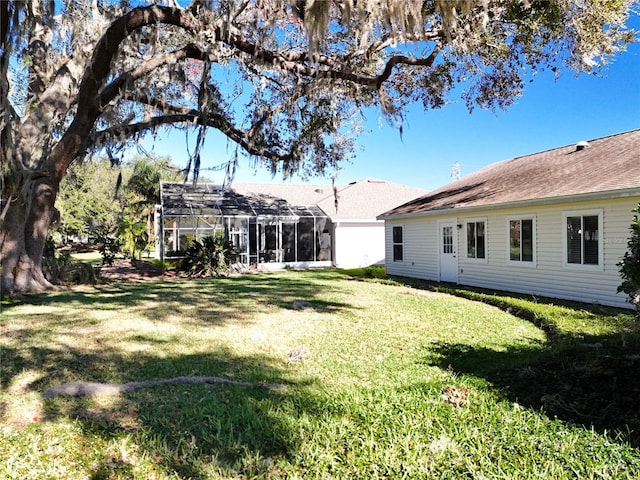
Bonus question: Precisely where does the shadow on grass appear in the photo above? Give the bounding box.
[377,275,640,446]
[2,270,350,327]
[425,340,640,447]
[1,270,352,477]
[402,275,640,448]
[3,340,323,478]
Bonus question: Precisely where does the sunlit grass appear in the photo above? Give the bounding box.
[1,270,639,479]
[69,250,103,264]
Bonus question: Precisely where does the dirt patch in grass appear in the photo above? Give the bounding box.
[97,260,179,282]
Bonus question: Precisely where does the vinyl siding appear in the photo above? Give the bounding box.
[384,196,639,309]
[384,216,440,280]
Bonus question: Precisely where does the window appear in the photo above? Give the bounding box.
[563,210,602,268]
[509,217,535,263]
[466,220,486,259]
[442,226,454,254]
[392,226,403,262]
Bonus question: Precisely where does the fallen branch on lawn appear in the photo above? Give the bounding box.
[43,376,286,398]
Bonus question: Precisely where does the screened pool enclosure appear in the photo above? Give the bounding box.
[157,183,332,268]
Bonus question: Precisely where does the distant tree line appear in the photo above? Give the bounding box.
[54,154,182,262]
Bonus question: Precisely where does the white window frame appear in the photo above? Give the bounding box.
[392,224,404,263]
[465,217,488,263]
[562,209,604,271]
[506,215,537,267]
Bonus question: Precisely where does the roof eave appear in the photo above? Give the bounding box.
[378,187,640,221]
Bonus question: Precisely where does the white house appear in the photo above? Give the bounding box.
[379,129,640,309]
[158,178,426,269]
[311,178,428,268]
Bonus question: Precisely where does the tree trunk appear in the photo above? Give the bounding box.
[0,177,58,294]
[1,6,200,295]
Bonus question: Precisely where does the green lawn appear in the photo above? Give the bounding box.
[1,269,639,479]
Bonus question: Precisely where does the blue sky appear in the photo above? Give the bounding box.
[140,18,640,192]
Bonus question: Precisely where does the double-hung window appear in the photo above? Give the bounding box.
[466,219,486,260]
[392,226,404,262]
[563,210,603,268]
[508,216,535,264]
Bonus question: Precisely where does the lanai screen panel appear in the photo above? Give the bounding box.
[161,183,227,254]
[163,215,225,253]
[290,205,331,263]
[159,183,331,264]
[250,205,330,264]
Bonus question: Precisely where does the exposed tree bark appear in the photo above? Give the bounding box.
[2,5,198,293]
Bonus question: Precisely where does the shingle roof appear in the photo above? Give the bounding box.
[381,129,640,218]
[317,178,428,220]
[161,178,427,220]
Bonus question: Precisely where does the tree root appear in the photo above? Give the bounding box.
[43,376,286,398]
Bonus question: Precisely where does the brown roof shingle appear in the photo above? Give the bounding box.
[381,129,640,218]
[162,178,427,220]
[231,178,427,220]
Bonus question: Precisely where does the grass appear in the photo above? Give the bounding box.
[68,250,104,265]
[1,268,639,479]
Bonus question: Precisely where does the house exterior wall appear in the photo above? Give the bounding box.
[384,216,440,279]
[334,221,385,268]
[384,196,639,309]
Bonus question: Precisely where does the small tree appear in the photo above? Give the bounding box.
[91,223,123,266]
[116,208,149,260]
[618,204,640,314]
[127,155,181,206]
[125,155,183,248]
[58,154,180,259]
[57,158,126,243]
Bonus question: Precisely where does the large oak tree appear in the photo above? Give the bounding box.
[0,0,636,293]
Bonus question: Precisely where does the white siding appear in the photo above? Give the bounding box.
[384,196,639,309]
[384,216,440,280]
[334,222,385,268]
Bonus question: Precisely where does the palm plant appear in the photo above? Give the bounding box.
[180,233,236,277]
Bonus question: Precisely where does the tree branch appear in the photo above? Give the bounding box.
[218,28,443,90]
[376,45,442,88]
[50,3,442,183]
[46,5,199,181]
[99,43,211,108]
[361,31,443,60]
[219,28,381,87]
[26,0,54,100]
[93,111,293,166]
[44,376,286,398]
[99,18,442,148]
[231,1,252,22]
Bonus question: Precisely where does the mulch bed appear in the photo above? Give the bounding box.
[97,260,181,282]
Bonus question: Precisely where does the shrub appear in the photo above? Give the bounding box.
[116,212,149,260]
[150,259,168,274]
[42,237,96,285]
[618,203,640,314]
[42,237,72,283]
[362,266,387,278]
[179,233,236,277]
[58,262,97,284]
[92,227,122,266]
